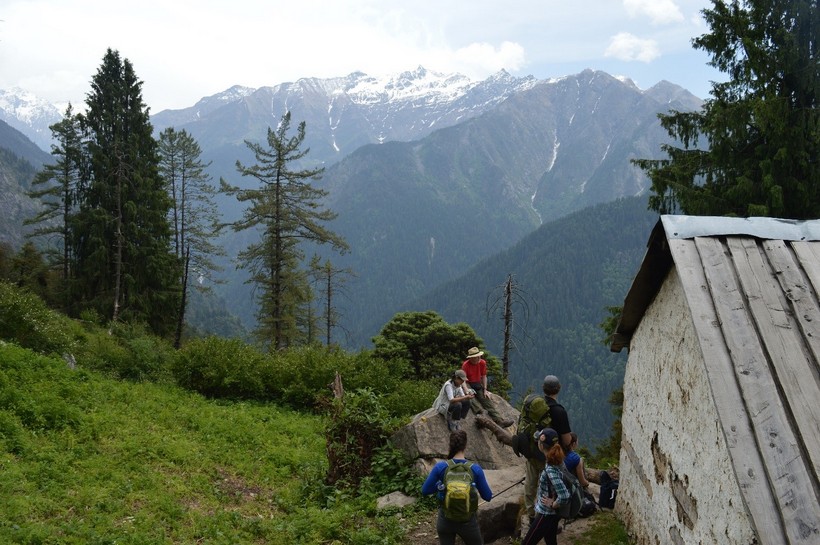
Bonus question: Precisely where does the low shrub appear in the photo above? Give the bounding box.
[325,389,392,488]
[0,409,29,454]
[0,281,78,355]
[381,379,439,419]
[110,322,176,383]
[71,322,175,383]
[0,344,84,432]
[364,442,425,496]
[173,336,273,398]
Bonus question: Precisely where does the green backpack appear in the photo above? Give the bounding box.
[511,394,552,460]
[442,460,478,522]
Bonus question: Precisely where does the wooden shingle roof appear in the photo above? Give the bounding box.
[612,215,820,545]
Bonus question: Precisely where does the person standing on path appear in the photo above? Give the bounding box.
[421,430,493,545]
[521,428,570,545]
[524,374,572,522]
[462,347,514,428]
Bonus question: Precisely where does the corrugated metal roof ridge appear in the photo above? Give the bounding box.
[662,215,820,241]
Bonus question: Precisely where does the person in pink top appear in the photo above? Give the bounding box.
[461,347,514,428]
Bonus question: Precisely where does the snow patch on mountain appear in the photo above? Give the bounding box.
[0,87,64,150]
[0,87,64,125]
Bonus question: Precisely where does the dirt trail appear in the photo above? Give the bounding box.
[404,512,599,544]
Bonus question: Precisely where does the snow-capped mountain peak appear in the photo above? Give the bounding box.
[0,87,65,151]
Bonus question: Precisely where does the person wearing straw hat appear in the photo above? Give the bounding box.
[433,369,475,431]
[461,347,514,428]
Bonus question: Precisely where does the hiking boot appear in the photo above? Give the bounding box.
[495,417,515,428]
[446,413,458,431]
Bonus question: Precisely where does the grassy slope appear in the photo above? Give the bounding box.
[0,336,630,545]
[0,342,402,544]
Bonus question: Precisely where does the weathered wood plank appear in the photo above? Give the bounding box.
[697,236,819,544]
[668,238,785,544]
[789,241,820,375]
[747,239,820,481]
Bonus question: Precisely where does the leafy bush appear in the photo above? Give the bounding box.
[273,347,409,410]
[0,343,83,432]
[325,389,392,488]
[381,379,439,418]
[0,281,78,355]
[272,346,342,408]
[364,442,425,496]
[73,326,131,375]
[173,336,273,398]
[110,322,176,382]
[0,409,29,454]
[71,322,175,383]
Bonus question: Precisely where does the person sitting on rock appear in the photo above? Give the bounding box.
[564,432,590,490]
[462,347,514,428]
[433,369,475,431]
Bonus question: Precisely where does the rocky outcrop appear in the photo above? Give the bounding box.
[391,395,522,473]
[391,395,526,540]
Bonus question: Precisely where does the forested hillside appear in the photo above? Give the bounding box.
[396,196,660,445]
[0,120,50,248]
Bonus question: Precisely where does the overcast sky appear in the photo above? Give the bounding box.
[1,0,725,113]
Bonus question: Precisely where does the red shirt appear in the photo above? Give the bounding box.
[462,358,486,383]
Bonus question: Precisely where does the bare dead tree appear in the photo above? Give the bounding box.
[486,273,537,380]
[309,255,355,346]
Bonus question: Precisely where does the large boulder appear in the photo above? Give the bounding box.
[480,466,526,541]
[392,396,526,540]
[391,395,523,473]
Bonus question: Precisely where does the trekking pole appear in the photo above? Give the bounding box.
[479,477,525,505]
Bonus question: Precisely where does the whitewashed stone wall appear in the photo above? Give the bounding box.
[618,268,757,545]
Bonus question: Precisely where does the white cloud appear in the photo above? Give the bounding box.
[604,32,661,62]
[624,0,685,25]
[449,41,526,77]
[0,0,720,111]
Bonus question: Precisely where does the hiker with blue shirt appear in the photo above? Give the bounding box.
[565,432,590,490]
[422,430,493,545]
[521,427,570,545]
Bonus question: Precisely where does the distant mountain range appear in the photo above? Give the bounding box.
[0,66,701,445]
[0,67,700,341]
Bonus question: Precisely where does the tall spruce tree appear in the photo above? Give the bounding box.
[25,104,85,312]
[221,112,348,350]
[158,127,223,347]
[635,0,819,218]
[74,48,180,334]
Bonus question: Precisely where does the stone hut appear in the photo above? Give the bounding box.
[611,215,820,545]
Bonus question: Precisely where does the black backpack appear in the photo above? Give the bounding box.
[578,490,598,518]
[598,470,619,509]
[546,464,583,520]
[511,394,551,460]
